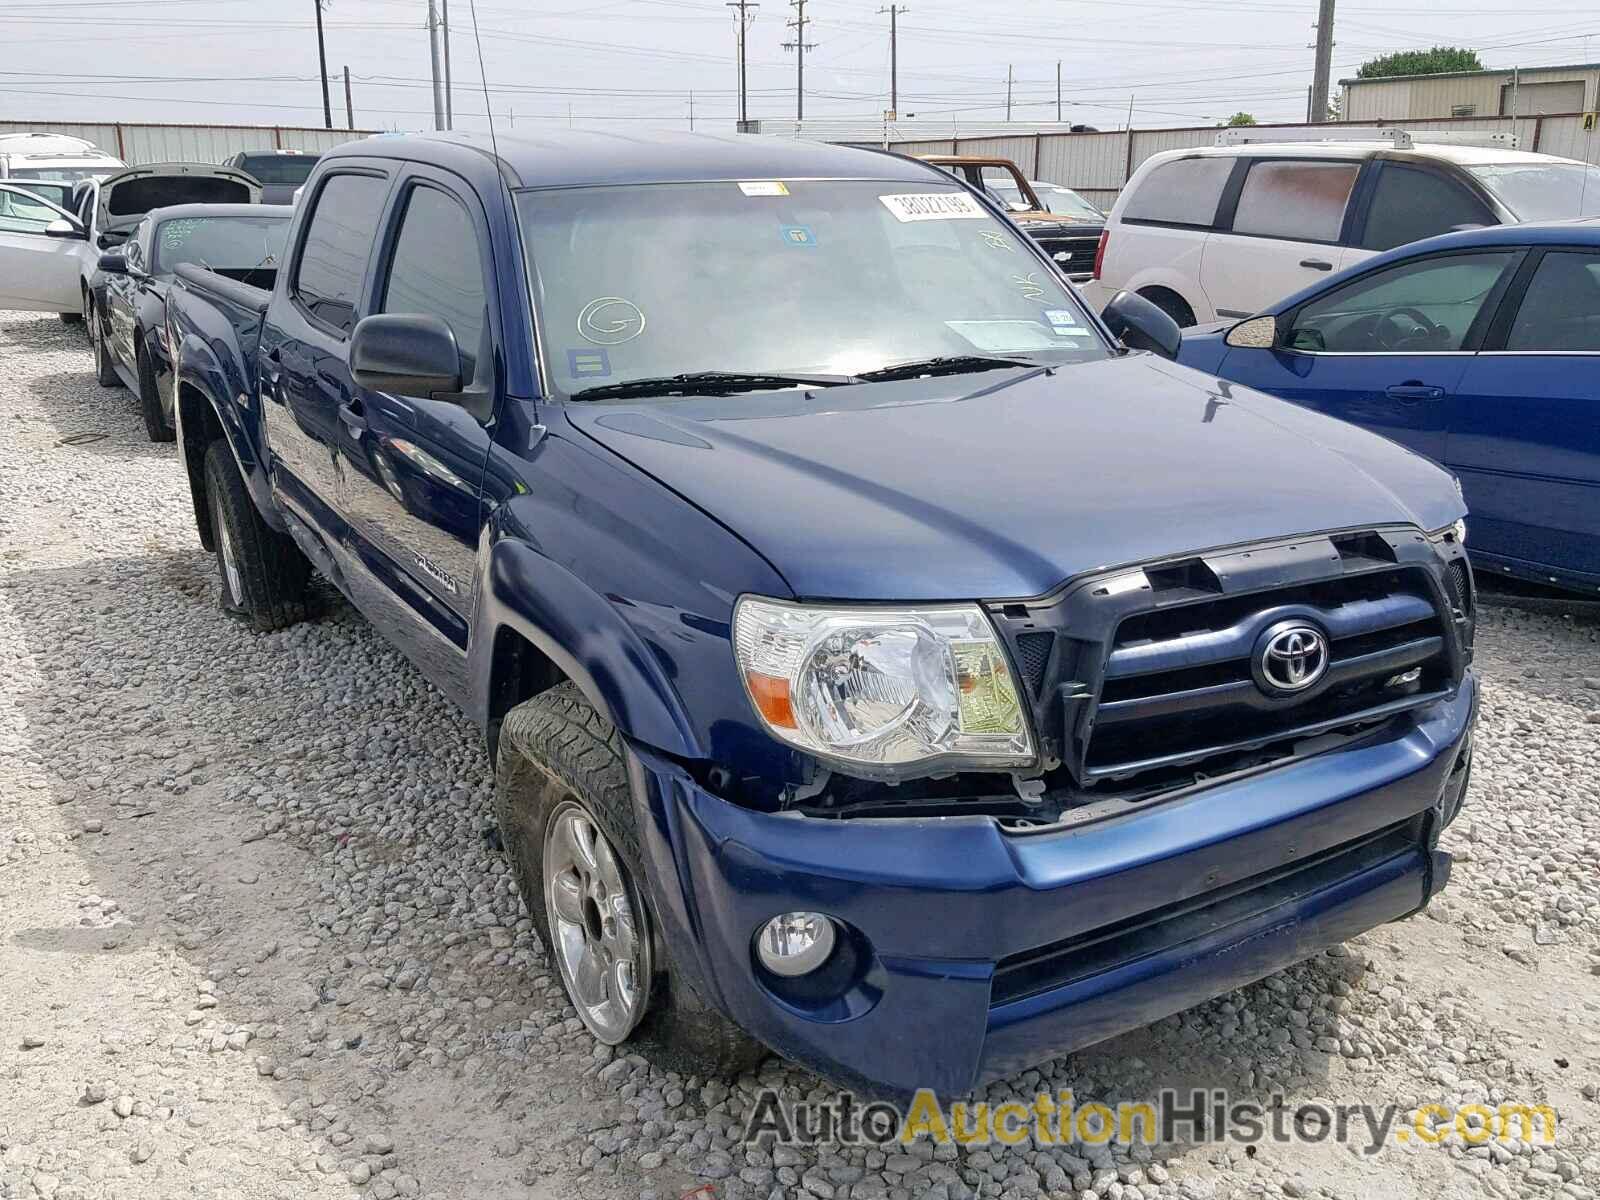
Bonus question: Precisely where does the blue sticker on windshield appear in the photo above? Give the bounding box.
[780,224,817,248]
[567,348,612,378]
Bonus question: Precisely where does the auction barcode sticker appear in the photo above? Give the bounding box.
[879,192,987,222]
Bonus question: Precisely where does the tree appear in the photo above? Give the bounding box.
[1222,112,1257,127]
[1356,47,1483,79]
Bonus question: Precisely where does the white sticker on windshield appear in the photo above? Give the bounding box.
[1044,309,1083,334]
[879,192,987,222]
[945,320,1058,353]
[738,181,789,196]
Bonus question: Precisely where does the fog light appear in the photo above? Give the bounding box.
[756,912,836,977]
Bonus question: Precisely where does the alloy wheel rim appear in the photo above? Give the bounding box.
[216,511,242,605]
[543,802,649,1043]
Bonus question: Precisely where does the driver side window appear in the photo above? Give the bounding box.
[1287,251,1517,353]
[0,184,62,234]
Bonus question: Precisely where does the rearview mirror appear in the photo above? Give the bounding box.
[350,314,462,399]
[45,218,84,240]
[1102,290,1181,360]
[1224,314,1277,349]
[98,251,128,275]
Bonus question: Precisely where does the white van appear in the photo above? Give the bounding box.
[1085,127,1600,326]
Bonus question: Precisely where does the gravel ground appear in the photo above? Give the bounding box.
[0,307,1597,1200]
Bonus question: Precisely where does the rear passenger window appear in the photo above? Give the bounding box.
[1506,251,1600,352]
[379,185,487,377]
[293,172,389,333]
[1231,161,1359,242]
[1361,165,1493,252]
[1122,158,1233,227]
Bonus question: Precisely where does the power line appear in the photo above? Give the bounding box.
[782,0,818,120]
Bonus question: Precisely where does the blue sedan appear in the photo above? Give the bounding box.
[1176,220,1600,594]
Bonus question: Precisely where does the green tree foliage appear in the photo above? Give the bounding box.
[1356,47,1484,79]
[1223,112,1258,126]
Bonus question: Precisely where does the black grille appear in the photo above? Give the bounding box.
[1085,567,1451,781]
[1034,233,1100,272]
[1447,559,1473,618]
[1013,631,1055,697]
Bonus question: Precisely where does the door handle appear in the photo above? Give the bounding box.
[1384,383,1445,403]
[1299,258,1334,271]
[338,400,366,435]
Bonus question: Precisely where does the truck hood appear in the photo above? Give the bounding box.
[564,354,1463,601]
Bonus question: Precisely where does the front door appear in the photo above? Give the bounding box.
[261,167,393,539]
[0,184,84,312]
[333,167,498,685]
[1449,247,1600,585]
[1223,248,1522,464]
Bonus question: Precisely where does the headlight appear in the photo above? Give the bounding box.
[732,597,1034,777]
[1428,518,1467,546]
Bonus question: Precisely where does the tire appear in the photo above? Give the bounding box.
[202,439,312,631]
[136,347,174,442]
[495,683,768,1079]
[59,311,83,326]
[90,303,120,388]
[1138,287,1197,330]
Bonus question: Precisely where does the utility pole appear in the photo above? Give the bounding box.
[783,0,816,122]
[726,0,758,131]
[343,65,354,128]
[1309,0,1335,123]
[426,0,445,131]
[1005,64,1013,121]
[878,4,906,116]
[313,0,332,129]
[442,0,453,129]
[1056,61,1062,122]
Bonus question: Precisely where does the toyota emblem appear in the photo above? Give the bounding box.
[1253,621,1329,695]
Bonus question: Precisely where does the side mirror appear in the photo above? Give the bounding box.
[45,218,85,240]
[350,314,462,399]
[1102,290,1182,360]
[97,231,126,250]
[98,251,128,275]
[1224,314,1278,349]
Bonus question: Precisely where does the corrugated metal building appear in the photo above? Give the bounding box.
[1343,63,1600,122]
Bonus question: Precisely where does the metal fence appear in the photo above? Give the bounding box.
[771,113,1600,212]
[0,120,376,166]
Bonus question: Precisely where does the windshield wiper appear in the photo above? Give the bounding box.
[569,371,857,401]
[856,354,1040,383]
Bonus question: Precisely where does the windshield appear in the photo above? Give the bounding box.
[1467,162,1600,221]
[152,214,289,273]
[517,179,1106,397]
[9,165,109,183]
[1032,185,1105,221]
[237,154,319,187]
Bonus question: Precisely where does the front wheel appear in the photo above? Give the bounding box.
[90,303,120,388]
[202,440,312,631]
[495,683,768,1077]
[137,347,174,442]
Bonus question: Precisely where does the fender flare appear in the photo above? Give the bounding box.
[172,332,284,542]
[469,536,702,762]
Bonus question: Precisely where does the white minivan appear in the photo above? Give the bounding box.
[1087,127,1600,326]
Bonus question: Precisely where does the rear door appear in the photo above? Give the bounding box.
[334,164,498,674]
[1200,157,1364,318]
[0,183,84,312]
[1218,247,1522,464]
[261,165,394,540]
[1448,247,1600,584]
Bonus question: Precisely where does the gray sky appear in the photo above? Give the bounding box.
[1,0,1596,134]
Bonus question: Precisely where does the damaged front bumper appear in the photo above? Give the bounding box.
[630,674,1476,1098]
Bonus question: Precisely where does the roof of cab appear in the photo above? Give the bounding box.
[147,203,292,222]
[323,128,940,189]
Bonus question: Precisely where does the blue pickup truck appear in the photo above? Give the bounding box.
[166,130,1478,1097]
